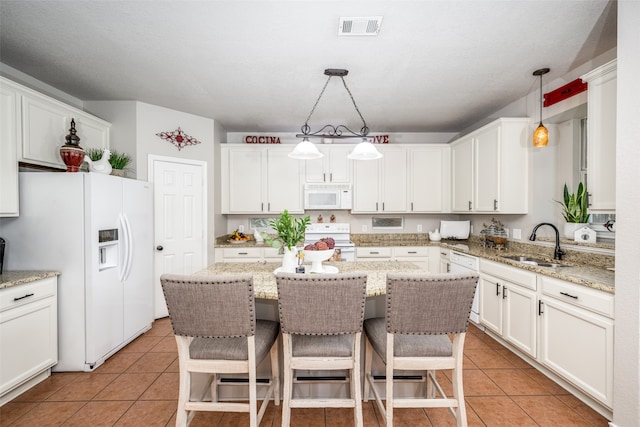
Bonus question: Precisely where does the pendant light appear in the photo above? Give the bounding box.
[290,68,382,160]
[532,68,550,147]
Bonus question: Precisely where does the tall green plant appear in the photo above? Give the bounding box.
[267,210,310,251]
[556,182,589,223]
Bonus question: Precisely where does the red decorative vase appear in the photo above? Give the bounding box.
[59,145,85,172]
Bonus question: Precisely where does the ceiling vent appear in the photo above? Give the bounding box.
[338,16,383,36]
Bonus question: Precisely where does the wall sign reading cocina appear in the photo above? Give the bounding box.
[244,136,281,144]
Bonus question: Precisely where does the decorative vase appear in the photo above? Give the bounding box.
[111,169,125,177]
[60,145,85,172]
[281,247,299,273]
[564,223,587,239]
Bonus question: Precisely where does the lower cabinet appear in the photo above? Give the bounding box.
[215,247,283,263]
[479,260,537,358]
[355,247,392,261]
[392,246,429,270]
[538,276,614,407]
[0,276,58,405]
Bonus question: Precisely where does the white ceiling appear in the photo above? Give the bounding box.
[0,1,616,135]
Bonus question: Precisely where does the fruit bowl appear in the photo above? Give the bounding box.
[302,249,335,273]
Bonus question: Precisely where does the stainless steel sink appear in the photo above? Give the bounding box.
[501,255,568,268]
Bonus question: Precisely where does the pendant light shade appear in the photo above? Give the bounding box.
[347,139,382,160]
[288,137,323,159]
[532,67,550,147]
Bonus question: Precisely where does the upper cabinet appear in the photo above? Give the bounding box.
[0,83,20,216]
[221,145,305,214]
[450,118,529,214]
[1,77,110,171]
[581,59,617,212]
[304,145,353,183]
[352,146,407,213]
[408,146,450,213]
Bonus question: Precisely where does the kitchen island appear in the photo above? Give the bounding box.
[194,261,423,300]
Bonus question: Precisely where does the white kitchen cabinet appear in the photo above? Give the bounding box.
[581,59,617,212]
[221,145,305,214]
[304,145,353,183]
[451,118,529,213]
[538,276,614,407]
[479,259,537,358]
[0,76,109,171]
[392,246,429,270]
[355,246,392,261]
[0,82,20,216]
[408,146,450,212]
[352,146,406,213]
[439,248,450,273]
[0,276,58,405]
[214,246,283,263]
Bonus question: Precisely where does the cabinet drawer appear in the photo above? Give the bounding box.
[263,247,283,260]
[479,259,537,290]
[393,247,429,257]
[0,277,57,312]
[356,247,392,258]
[540,276,614,318]
[222,247,262,259]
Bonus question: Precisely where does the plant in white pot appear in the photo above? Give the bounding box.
[556,182,590,238]
[264,210,310,272]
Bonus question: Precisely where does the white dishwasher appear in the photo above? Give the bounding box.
[449,251,480,325]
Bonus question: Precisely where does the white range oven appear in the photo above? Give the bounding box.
[304,223,355,262]
[450,250,481,325]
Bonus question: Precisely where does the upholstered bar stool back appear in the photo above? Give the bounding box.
[161,273,280,427]
[275,272,368,427]
[363,272,479,427]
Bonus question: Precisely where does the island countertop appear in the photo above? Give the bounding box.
[194,261,422,300]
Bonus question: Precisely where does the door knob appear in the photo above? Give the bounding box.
[156,245,164,251]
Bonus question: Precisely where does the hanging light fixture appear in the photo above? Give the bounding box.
[291,68,382,160]
[532,67,550,147]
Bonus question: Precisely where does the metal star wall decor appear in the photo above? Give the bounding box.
[156,127,202,151]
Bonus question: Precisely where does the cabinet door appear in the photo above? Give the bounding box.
[74,112,110,153]
[408,146,446,212]
[451,137,474,212]
[475,124,500,212]
[0,84,20,216]
[21,95,69,169]
[539,297,613,406]
[352,158,381,212]
[267,149,304,213]
[227,148,265,213]
[478,274,502,334]
[584,61,616,211]
[503,283,537,358]
[380,147,407,212]
[326,145,352,183]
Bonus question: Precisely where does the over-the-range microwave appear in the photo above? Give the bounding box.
[303,183,352,210]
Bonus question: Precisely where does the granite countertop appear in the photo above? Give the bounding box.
[194,261,422,300]
[214,234,615,294]
[0,271,60,290]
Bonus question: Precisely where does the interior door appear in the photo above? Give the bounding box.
[150,157,206,318]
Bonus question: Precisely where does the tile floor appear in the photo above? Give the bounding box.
[0,318,610,426]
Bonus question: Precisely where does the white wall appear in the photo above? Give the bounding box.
[612,1,640,425]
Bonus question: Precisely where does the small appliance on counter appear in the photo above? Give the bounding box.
[440,220,471,240]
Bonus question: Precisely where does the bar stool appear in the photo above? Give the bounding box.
[363,272,478,427]
[275,272,368,427]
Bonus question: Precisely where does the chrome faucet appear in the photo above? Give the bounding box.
[529,223,566,260]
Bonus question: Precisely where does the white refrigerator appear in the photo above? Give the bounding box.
[1,172,153,371]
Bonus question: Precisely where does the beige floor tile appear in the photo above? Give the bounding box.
[11,373,82,402]
[521,368,571,395]
[144,317,173,337]
[188,410,224,426]
[392,408,432,426]
[119,335,163,353]
[139,372,179,400]
[484,369,552,396]
[94,373,160,401]
[165,357,180,373]
[125,352,177,373]
[0,401,38,426]
[512,395,593,426]
[556,394,611,426]
[148,335,177,353]
[424,404,485,427]
[289,407,325,427]
[114,400,176,426]
[467,396,537,426]
[465,347,516,369]
[444,369,505,397]
[10,401,85,427]
[94,351,145,374]
[493,347,535,369]
[45,373,119,401]
[62,400,133,426]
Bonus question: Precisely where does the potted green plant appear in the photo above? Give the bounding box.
[264,210,310,272]
[556,182,589,238]
[108,150,132,177]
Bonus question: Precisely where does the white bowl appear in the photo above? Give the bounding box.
[302,249,335,273]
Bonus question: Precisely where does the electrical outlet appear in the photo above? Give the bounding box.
[417,224,423,232]
[238,225,244,232]
[362,225,368,232]
[513,228,522,239]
